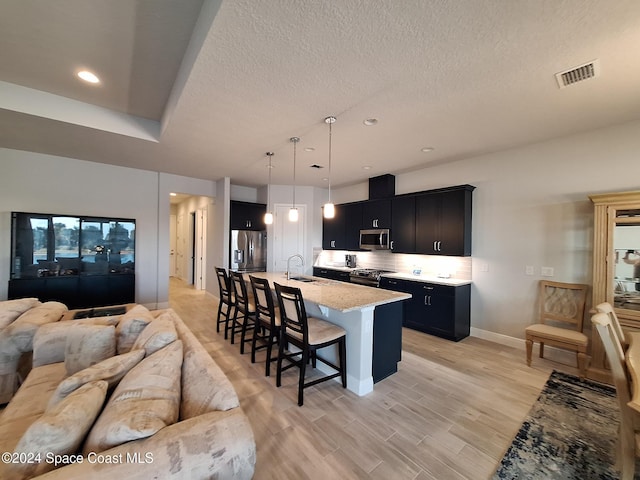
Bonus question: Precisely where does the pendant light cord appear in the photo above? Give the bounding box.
[328,119,332,200]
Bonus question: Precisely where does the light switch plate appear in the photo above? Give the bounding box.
[525,265,534,275]
[541,267,554,277]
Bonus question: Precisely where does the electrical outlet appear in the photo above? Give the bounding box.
[525,265,534,276]
[541,267,554,277]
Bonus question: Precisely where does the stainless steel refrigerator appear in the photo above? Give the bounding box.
[230,230,267,272]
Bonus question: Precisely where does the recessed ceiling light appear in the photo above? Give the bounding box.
[363,118,378,126]
[362,165,372,170]
[322,177,329,181]
[304,147,315,152]
[421,147,435,153]
[77,70,100,84]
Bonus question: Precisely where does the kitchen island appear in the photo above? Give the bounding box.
[248,272,411,396]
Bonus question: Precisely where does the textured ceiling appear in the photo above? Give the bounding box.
[1,0,640,189]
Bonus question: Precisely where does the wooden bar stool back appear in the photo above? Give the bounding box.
[249,275,281,376]
[229,271,257,354]
[214,267,235,339]
[274,282,347,406]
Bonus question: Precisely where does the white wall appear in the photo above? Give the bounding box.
[332,119,640,340]
[0,149,216,308]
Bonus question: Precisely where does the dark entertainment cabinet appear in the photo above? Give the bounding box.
[8,212,136,309]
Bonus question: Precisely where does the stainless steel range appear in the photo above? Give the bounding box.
[349,268,394,287]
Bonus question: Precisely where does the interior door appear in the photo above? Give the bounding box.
[273,204,306,273]
[169,214,177,276]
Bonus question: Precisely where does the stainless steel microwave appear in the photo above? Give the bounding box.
[359,228,390,250]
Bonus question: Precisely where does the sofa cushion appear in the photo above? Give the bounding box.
[131,312,178,356]
[48,349,145,408]
[33,317,120,368]
[1,301,68,355]
[116,305,154,354]
[65,325,116,375]
[8,380,108,479]
[173,314,240,417]
[83,340,183,454]
[0,298,40,331]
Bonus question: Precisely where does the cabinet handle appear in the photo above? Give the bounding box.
[437,241,441,251]
[424,286,434,290]
[331,240,335,248]
[424,295,431,306]
[433,241,437,251]
[390,240,394,250]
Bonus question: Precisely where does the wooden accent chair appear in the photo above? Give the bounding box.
[229,271,257,354]
[592,311,640,480]
[249,275,281,376]
[525,280,590,379]
[274,283,347,406]
[214,267,235,339]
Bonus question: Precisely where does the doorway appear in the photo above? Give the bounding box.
[169,195,209,291]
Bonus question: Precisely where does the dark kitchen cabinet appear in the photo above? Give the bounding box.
[390,195,416,253]
[415,186,473,256]
[343,202,363,250]
[313,267,351,283]
[322,202,362,250]
[362,199,391,229]
[230,201,266,230]
[322,204,345,250]
[379,277,470,341]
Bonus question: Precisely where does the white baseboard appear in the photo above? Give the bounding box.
[470,327,578,366]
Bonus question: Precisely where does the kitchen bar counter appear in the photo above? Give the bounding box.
[248,272,410,396]
[249,272,410,312]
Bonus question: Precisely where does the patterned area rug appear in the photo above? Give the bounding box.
[493,370,629,480]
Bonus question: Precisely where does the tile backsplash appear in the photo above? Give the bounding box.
[315,250,472,280]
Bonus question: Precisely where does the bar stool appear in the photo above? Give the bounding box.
[274,282,347,406]
[229,271,257,354]
[249,275,281,376]
[214,267,235,339]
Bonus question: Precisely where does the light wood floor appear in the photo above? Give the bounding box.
[169,277,570,480]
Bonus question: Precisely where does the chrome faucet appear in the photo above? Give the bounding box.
[286,254,304,280]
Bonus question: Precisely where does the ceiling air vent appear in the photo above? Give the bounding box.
[555,60,600,89]
[309,164,323,169]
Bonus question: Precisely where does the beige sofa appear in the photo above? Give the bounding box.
[0,307,256,479]
[0,300,68,404]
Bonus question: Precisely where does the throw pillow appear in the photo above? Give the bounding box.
[48,349,145,408]
[9,380,108,479]
[83,340,183,454]
[115,304,154,354]
[131,312,177,356]
[33,317,120,367]
[64,325,116,375]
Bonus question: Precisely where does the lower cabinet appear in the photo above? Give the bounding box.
[312,267,351,283]
[379,277,470,341]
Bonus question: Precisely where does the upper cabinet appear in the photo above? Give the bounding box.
[390,195,416,253]
[416,186,474,256]
[322,204,345,250]
[362,199,391,229]
[322,202,363,250]
[230,201,266,230]
[321,184,474,256]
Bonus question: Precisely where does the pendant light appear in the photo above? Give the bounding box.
[289,137,300,222]
[323,116,336,219]
[264,152,274,225]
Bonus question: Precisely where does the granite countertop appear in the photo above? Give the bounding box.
[380,272,472,286]
[248,272,411,313]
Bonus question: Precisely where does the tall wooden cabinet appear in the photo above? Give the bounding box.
[589,190,640,383]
